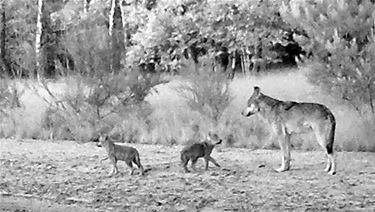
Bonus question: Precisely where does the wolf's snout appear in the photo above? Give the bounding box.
[241,108,253,117]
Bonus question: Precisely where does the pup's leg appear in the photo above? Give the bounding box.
[191,157,198,171]
[109,157,118,176]
[204,157,209,170]
[133,156,144,176]
[126,160,135,175]
[208,156,220,168]
[181,154,190,173]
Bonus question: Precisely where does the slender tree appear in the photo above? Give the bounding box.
[109,0,125,73]
[83,0,90,14]
[0,0,8,76]
[35,0,43,80]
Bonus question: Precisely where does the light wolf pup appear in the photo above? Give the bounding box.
[98,134,144,176]
[180,132,222,173]
[242,86,336,175]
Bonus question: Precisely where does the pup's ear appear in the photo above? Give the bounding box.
[100,133,108,139]
[207,132,212,140]
[253,86,260,95]
[216,139,223,145]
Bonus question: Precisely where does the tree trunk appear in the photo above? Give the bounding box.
[83,0,90,14]
[0,0,9,76]
[109,0,125,73]
[120,0,127,65]
[368,78,374,114]
[41,1,57,78]
[36,0,43,80]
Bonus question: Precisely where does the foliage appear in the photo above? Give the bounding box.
[177,58,233,127]
[280,0,375,115]
[128,0,295,73]
[0,78,23,138]
[35,22,166,141]
[0,0,37,77]
[0,0,297,77]
[38,69,164,141]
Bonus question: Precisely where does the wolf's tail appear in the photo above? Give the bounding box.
[326,112,336,154]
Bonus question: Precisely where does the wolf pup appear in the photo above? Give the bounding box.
[99,134,144,176]
[180,132,222,173]
[242,86,336,175]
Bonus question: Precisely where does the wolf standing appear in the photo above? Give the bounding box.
[242,86,336,175]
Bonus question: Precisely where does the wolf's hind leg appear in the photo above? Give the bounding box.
[327,153,336,175]
[313,123,336,175]
[324,153,332,172]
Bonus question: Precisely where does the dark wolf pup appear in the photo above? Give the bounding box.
[98,134,144,176]
[242,86,336,175]
[181,132,222,173]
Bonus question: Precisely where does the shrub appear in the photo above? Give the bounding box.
[177,57,233,129]
[34,23,167,142]
[0,79,23,138]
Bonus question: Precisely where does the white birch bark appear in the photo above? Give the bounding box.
[108,0,115,36]
[83,0,88,14]
[119,0,126,64]
[35,0,43,80]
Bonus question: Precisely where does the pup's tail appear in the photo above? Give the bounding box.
[100,157,108,163]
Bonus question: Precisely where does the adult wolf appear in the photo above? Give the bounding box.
[242,86,336,175]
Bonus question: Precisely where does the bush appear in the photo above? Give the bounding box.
[34,23,167,142]
[0,79,23,138]
[177,57,233,129]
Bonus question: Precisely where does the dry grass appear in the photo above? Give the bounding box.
[1,67,374,151]
[1,139,375,211]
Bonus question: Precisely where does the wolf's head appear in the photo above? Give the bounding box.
[207,132,222,145]
[241,86,262,117]
[97,133,111,147]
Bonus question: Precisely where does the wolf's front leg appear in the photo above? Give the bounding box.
[276,134,291,172]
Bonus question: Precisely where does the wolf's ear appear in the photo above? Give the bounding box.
[253,86,260,95]
[101,133,108,139]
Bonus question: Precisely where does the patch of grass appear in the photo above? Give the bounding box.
[1,67,374,152]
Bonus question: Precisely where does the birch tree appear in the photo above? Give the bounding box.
[83,0,90,14]
[35,0,43,80]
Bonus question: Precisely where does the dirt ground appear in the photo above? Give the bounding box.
[0,139,374,212]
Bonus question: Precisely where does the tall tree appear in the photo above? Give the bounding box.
[35,0,43,80]
[83,0,90,14]
[109,0,125,73]
[0,0,9,76]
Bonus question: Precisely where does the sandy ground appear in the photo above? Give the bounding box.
[1,139,375,211]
